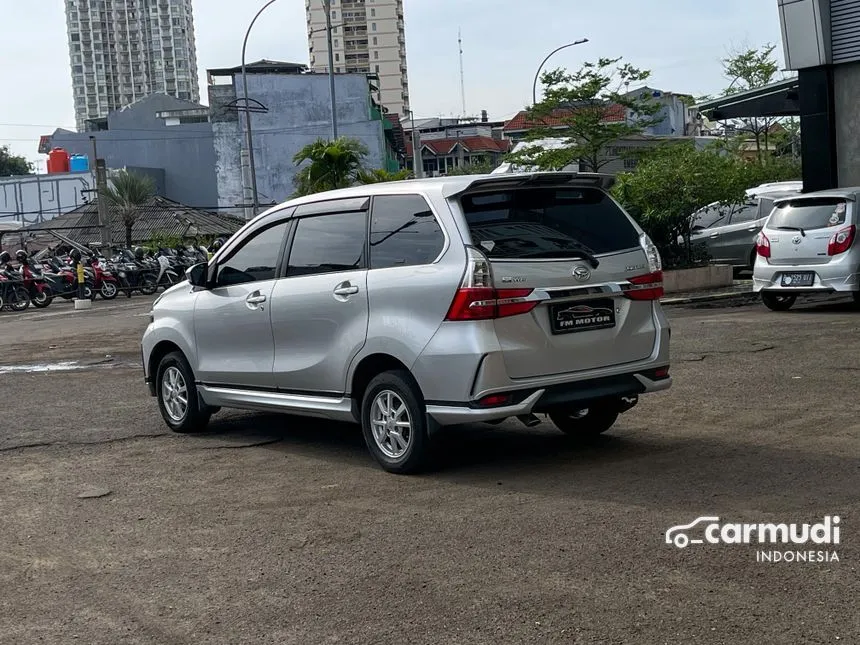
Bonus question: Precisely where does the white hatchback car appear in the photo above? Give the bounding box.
[753,188,859,311]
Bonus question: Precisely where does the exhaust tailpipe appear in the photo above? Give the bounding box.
[517,414,541,428]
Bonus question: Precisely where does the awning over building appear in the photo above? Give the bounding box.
[694,78,800,120]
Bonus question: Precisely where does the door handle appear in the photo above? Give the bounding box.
[747,227,758,232]
[246,293,267,305]
[333,285,359,296]
[709,233,720,239]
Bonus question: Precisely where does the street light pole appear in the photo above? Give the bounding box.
[241,0,280,217]
[532,38,589,106]
[322,0,339,139]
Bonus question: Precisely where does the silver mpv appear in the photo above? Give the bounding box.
[142,172,672,473]
[753,188,860,311]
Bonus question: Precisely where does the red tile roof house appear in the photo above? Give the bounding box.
[406,136,512,176]
[502,104,628,142]
[500,103,704,174]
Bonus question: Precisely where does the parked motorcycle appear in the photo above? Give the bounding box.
[16,251,53,308]
[113,249,157,297]
[40,257,94,301]
[86,256,120,299]
[0,252,30,311]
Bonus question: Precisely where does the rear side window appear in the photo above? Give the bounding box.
[370,195,444,269]
[286,211,367,277]
[768,198,849,231]
[691,203,731,230]
[730,201,760,224]
[460,187,640,258]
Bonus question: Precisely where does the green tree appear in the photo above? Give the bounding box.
[613,141,787,268]
[100,169,156,248]
[721,44,784,160]
[0,145,33,177]
[292,137,369,196]
[445,159,497,176]
[356,168,413,184]
[768,117,801,159]
[507,57,662,172]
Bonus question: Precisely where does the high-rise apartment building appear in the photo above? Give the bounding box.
[64,0,200,131]
[306,0,410,117]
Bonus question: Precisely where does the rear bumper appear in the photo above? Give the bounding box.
[426,370,671,426]
[753,265,859,293]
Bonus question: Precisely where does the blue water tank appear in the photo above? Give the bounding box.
[70,154,90,173]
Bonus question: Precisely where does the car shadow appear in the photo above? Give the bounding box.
[788,297,857,313]
[188,411,859,514]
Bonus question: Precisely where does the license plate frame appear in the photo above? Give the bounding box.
[550,298,616,335]
[780,272,815,287]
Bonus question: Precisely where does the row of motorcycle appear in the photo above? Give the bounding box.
[0,245,211,312]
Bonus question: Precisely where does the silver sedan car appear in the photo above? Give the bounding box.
[689,187,802,273]
[753,188,859,311]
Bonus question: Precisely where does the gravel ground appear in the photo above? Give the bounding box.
[0,294,857,644]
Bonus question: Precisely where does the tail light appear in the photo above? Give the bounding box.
[756,232,771,258]
[624,271,664,300]
[445,247,539,321]
[640,232,662,273]
[827,225,856,256]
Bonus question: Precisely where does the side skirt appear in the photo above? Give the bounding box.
[197,385,357,423]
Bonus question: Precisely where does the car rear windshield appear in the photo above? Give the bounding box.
[459,187,640,259]
[768,197,850,231]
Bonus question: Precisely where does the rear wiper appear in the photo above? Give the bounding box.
[520,250,600,268]
[775,225,806,237]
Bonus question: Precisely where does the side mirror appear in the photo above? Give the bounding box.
[187,262,208,288]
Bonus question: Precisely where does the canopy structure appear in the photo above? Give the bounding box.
[694,78,800,120]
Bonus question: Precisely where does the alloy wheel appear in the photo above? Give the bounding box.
[370,390,412,459]
[161,366,189,422]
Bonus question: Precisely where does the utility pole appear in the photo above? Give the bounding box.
[323,0,338,139]
[409,110,423,178]
[90,136,111,249]
[458,28,466,117]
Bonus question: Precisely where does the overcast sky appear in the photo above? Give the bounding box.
[1,0,783,165]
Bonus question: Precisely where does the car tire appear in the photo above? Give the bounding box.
[761,292,796,311]
[361,370,430,475]
[156,351,210,433]
[550,404,619,437]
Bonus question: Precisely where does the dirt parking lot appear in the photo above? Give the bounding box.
[0,295,858,644]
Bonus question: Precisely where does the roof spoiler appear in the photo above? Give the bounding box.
[772,192,856,206]
[442,172,615,199]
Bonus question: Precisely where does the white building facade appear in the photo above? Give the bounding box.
[64,0,200,131]
[306,0,410,117]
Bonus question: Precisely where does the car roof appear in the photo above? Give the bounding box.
[256,172,615,218]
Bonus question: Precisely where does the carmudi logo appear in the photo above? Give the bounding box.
[665,516,841,563]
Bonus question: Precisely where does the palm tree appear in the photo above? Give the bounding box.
[292,137,369,197]
[100,170,156,248]
[356,168,413,184]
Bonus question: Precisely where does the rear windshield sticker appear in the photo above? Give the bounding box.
[480,240,496,252]
[836,202,846,213]
[830,213,841,225]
